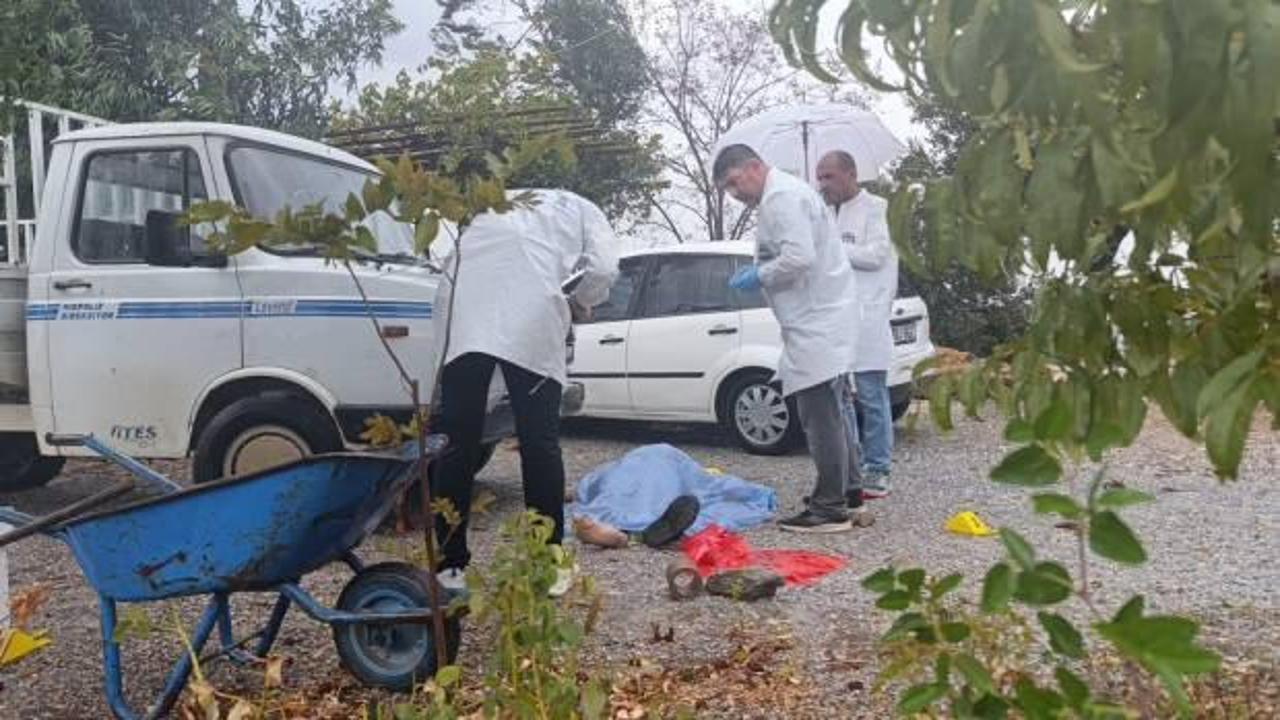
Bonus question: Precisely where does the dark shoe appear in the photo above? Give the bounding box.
[778,510,852,534]
[706,568,785,601]
[641,495,701,548]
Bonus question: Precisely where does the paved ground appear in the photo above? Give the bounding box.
[1,405,1276,718]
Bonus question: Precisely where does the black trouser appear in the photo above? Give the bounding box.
[433,352,565,570]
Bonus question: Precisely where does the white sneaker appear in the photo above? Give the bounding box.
[436,567,467,592]
[548,564,578,598]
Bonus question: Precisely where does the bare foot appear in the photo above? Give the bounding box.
[573,517,629,548]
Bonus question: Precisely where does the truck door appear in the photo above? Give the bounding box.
[39,136,242,457]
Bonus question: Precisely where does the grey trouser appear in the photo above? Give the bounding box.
[794,376,862,520]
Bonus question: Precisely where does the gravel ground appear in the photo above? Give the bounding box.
[1,404,1276,718]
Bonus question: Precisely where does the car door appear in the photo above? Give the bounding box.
[41,138,243,457]
[626,253,740,418]
[568,256,647,415]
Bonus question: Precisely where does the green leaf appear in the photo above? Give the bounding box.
[581,679,608,720]
[1055,666,1089,708]
[877,590,912,611]
[931,573,965,599]
[415,212,441,254]
[942,622,972,643]
[1203,378,1261,479]
[1014,562,1072,606]
[1014,677,1066,720]
[973,694,1010,719]
[1120,167,1179,214]
[1000,529,1035,569]
[1114,595,1145,623]
[862,567,897,594]
[1004,418,1034,443]
[1032,493,1083,518]
[982,563,1016,613]
[1095,489,1155,509]
[928,373,955,431]
[344,192,366,222]
[1038,612,1085,658]
[898,682,947,715]
[1089,510,1147,565]
[434,664,462,688]
[1025,133,1087,265]
[1196,350,1265,418]
[883,612,929,641]
[955,653,995,694]
[1033,391,1073,441]
[899,568,927,597]
[1032,1,1107,73]
[991,445,1061,486]
[1096,605,1221,712]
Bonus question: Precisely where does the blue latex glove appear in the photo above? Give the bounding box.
[728,265,762,291]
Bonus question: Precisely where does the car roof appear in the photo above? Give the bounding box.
[56,122,375,173]
[624,240,753,259]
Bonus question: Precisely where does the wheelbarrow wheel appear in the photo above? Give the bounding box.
[333,562,460,691]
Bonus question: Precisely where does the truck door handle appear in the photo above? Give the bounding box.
[599,335,625,345]
[53,279,93,291]
[708,325,738,336]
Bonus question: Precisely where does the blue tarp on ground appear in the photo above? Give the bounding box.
[570,444,777,534]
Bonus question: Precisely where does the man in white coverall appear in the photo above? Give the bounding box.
[714,144,869,533]
[431,190,619,596]
[816,151,898,499]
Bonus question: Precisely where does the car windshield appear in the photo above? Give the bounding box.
[226,145,415,259]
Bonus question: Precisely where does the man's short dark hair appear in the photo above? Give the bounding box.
[713,144,762,185]
[823,150,858,174]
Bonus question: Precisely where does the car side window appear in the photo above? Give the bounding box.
[731,255,768,310]
[639,254,736,319]
[586,258,645,323]
[74,149,209,264]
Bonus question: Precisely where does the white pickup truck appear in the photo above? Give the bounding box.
[0,107,564,491]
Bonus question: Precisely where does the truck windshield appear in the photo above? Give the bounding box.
[226,145,415,259]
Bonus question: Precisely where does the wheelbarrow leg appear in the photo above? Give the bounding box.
[99,593,222,720]
[255,592,292,658]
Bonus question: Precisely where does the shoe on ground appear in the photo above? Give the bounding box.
[436,567,467,592]
[861,472,891,500]
[640,494,701,548]
[706,568,785,601]
[548,563,578,598]
[573,516,629,548]
[778,510,853,534]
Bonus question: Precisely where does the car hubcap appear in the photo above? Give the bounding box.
[734,383,789,446]
[225,425,309,478]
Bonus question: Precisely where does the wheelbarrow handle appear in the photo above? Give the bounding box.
[0,475,136,548]
[45,433,183,494]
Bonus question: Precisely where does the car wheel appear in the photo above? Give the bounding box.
[192,393,343,484]
[0,433,66,492]
[723,373,801,455]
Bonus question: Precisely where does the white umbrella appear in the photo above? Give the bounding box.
[711,104,906,184]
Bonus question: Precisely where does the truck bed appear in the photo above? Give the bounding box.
[0,266,28,395]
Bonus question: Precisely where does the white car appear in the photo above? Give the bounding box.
[569,242,936,454]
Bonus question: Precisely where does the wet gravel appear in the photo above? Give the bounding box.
[1,405,1276,718]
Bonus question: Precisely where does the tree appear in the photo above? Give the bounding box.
[3,0,401,137]
[894,94,1031,357]
[772,0,1276,716]
[339,0,666,223]
[634,0,867,243]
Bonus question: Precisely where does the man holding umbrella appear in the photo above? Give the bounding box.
[816,150,898,499]
[714,144,870,533]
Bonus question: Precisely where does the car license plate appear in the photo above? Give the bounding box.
[892,322,917,345]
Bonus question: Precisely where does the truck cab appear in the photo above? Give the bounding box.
[2,120,531,488]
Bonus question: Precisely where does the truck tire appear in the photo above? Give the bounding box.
[193,393,343,484]
[0,433,66,492]
[721,372,802,456]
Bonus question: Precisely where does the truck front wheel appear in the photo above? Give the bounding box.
[193,394,343,484]
[0,433,66,492]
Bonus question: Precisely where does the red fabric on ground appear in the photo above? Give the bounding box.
[681,524,846,586]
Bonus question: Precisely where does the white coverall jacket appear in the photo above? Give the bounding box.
[433,189,620,386]
[831,190,898,372]
[754,170,859,396]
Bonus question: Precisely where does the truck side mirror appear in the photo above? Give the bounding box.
[144,210,227,268]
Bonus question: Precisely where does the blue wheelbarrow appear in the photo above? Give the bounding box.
[0,434,460,720]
